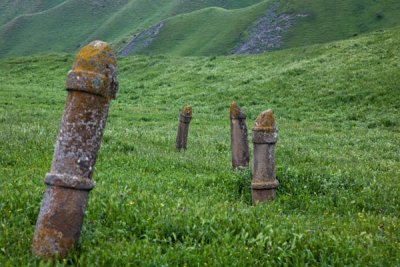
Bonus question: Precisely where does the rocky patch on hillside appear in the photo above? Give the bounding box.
[119,5,307,57]
[232,7,307,54]
[119,22,164,57]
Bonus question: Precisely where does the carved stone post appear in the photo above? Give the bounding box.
[176,105,192,151]
[230,101,249,168]
[251,109,279,203]
[32,41,118,258]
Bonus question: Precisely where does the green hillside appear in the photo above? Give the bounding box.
[279,0,400,49]
[0,27,399,265]
[1,0,400,58]
[137,1,272,56]
[0,0,263,58]
[0,0,127,57]
[85,0,263,52]
[131,0,400,56]
[0,0,65,26]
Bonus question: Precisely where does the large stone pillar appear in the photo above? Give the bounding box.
[32,41,118,258]
[251,109,279,203]
[230,101,249,168]
[176,105,192,151]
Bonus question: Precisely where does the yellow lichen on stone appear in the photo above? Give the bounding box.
[66,40,118,99]
[254,109,276,132]
[72,41,116,74]
[230,101,240,118]
[230,101,245,119]
[182,105,192,116]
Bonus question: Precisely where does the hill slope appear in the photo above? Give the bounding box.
[131,1,272,56]
[0,26,399,265]
[0,0,65,26]
[279,0,400,49]
[127,0,400,56]
[1,0,400,58]
[0,0,263,58]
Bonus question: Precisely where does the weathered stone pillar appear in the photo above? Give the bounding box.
[32,41,118,258]
[230,101,249,168]
[176,105,192,151]
[251,109,279,203]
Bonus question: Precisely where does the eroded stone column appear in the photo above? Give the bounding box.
[230,101,249,168]
[176,105,192,151]
[32,41,118,258]
[251,109,279,203]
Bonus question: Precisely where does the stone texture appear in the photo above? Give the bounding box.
[32,41,118,259]
[230,101,249,168]
[176,105,192,151]
[251,109,279,203]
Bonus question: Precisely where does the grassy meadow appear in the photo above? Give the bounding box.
[0,26,399,265]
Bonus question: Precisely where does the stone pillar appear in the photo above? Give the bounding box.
[251,109,279,203]
[176,105,192,151]
[32,41,118,259]
[230,101,249,168]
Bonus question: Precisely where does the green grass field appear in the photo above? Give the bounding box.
[0,26,399,265]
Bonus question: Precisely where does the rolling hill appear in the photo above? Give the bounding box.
[0,0,263,58]
[0,0,65,26]
[1,0,400,58]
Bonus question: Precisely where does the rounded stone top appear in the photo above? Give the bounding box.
[66,40,118,99]
[182,105,192,117]
[230,101,246,119]
[253,109,276,132]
